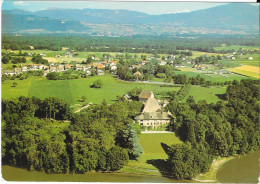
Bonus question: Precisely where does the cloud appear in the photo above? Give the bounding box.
[13,1,26,6]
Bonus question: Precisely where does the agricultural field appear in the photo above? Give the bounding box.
[120,133,182,175]
[1,75,181,105]
[175,71,251,82]
[227,65,260,79]
[213,45,259,51]
[190,51,224,58]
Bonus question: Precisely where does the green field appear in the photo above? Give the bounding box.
[184,85,227,103]
[213,45,259,51]
[120,133,182,175]
[2,75,181,104]
[175,71,251,82]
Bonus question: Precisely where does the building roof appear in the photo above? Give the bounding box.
[135,112,171,120]
[142,97,161,113]
[134,71,142,76]
[97,64,104,69]
[139,90,153,99]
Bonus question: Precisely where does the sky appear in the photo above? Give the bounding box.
[1,1,258,15]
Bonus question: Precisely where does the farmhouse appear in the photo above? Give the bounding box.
[135,91,172,129]
[248,57,253,60]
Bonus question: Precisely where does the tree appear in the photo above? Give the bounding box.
[12,82,17,87]
[80,96,87,102]
[106,146,129,171]
[91,79,103,88]
[116,124,143,160]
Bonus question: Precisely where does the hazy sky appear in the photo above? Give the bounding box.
[1,1,258,15]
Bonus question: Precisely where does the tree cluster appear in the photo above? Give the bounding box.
[2,97,143,173]
[165,79,259,179]
[31,54,49,65]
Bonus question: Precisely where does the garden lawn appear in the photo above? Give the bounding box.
[120,133,182,175]
[184,86,227,103]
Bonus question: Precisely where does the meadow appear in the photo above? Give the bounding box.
[184,85,227,103]
[1,75,181,104]
[120,133,182,175]
[174,71,251,82]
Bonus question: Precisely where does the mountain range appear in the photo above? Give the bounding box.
[2,3,259,36]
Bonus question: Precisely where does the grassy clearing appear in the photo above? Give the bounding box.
[227,65,260,79]
[120,133,182,175]
[184,86,227,103]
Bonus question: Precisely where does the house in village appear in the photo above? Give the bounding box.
[248,57,253,60]
[134,71,143,77]
[135,91,172,129]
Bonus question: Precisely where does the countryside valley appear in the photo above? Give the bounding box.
[1,2,260,183]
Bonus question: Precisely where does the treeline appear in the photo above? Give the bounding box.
[2,35,259,54]
[46,71,80,80]
[2,97,144,173]
[165,79,260,179]
[172,74,230,87]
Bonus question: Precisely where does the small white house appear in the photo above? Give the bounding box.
[110,65,117,71]
[248,57,253,60]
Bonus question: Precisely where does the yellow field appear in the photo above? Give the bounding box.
[191,51,227,59]
[178,67,196,72]
[43,57,58,63]
[227,65,260,79]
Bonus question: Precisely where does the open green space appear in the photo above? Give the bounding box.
[1,77,33,99]
[184,85,226,103]
[213,45,259,51]
[2,75,181,104]
[120,133,182,175]
[175,71,251,82]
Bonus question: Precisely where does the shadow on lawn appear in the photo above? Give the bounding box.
[215,93,226,100]
[146,143,174,178]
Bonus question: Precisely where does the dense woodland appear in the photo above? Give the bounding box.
[2,97,143,173]
[165,79,260,179]
[2,35,259,53]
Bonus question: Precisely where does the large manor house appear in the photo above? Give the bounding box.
[135,91,172,129]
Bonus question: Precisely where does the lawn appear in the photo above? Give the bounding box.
[120,133,182,175]
[184,86,227,103]
[2,75,181,105]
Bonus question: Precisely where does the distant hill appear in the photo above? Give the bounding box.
[2,3,259,35]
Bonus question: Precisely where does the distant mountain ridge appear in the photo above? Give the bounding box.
[2,3,259,35]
